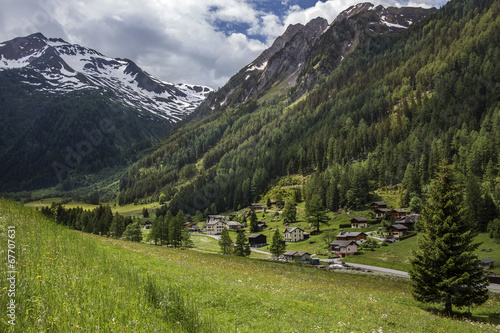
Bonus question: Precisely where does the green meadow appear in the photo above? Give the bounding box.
[1,200,500,332]
[341,233,500,275]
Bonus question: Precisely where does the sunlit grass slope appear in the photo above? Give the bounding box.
[1,200,499,332]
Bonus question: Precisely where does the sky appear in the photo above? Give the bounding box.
[0,0,448,89]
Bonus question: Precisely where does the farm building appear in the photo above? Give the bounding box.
[248,233,267,247]
[336,232,367,241]
[350,217,368,228]
[329,240,358,257]
[386,224,408,238]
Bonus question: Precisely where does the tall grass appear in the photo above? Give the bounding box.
[1,199,499,332]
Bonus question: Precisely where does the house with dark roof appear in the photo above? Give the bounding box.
[371,201,388,211]
[294,252,311,262]
[391,209,409,219]
[283,251,311,262]
[336,232,367,241]
[480,258,495,270]
[248,233,267,247]
[395,214,420,231]
[283,251,298,262]
[329,240,358,257]
[350,217,368,228]
[374,208,391,219]
[283,227,304,242]
[386,224,408,238]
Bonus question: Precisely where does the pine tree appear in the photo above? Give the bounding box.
[181,227,194,249]
[282,200,297,224]
[305,194,328,233]
[233,230,251,257]
[249,210,259,233]
[219,228,233,255]
[169,211,185,248]
[269,229,286,259]
[121,219,143,242]
[409,162,489,315]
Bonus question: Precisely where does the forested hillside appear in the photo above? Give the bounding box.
[119,0,500,228]
[0,83,168,191]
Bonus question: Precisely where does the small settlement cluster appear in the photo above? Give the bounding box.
[172,201,421,262]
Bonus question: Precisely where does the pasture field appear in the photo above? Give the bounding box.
[1,200,500,332]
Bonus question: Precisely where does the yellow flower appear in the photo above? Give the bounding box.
[2,287,6,290]
[36,276,41,279]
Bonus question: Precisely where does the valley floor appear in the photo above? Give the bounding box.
[2,200,500,332]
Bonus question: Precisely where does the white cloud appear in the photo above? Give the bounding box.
[0,0,448,88]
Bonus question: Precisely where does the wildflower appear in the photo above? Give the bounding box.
[2,287,6,290]
[37,276,41,279]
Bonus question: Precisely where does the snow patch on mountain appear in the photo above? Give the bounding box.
[0,33,213,122]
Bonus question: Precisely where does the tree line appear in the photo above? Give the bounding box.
[117,0,500,227]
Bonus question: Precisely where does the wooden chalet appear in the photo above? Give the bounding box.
[283,251,311,262]
[185,222,200,232]
[386,224,408,238]
[395,214,420,231]
[226,221,243,230]
[374,208,391,219]
[350,217,368,228]
[294,252,311,262]
[336,231,367,241]
[329,240,358,257]
[391,209,409,219]
[371,201,388,211]
[248,233,267,247]
[283,251,298,262]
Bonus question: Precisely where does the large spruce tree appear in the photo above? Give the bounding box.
[409,162,489,315]
[234,230,251,257]
[219,229,233,255]
[269,229,286,259]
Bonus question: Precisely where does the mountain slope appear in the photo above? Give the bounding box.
[0,33,213,121]
[119,0,500,217]
[0,34,213,192]
[203,3,435,112]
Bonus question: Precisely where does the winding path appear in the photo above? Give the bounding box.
[200,234,500,291]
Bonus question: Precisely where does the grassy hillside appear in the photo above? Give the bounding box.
[1,200,500,332]
[343,233,500,275]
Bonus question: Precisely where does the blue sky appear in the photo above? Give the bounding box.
[0,0,447,88]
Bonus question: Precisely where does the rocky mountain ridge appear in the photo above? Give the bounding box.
[204,2,436,111]
[0,33,213,123]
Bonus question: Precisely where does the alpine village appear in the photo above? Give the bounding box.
[1,0,500,332]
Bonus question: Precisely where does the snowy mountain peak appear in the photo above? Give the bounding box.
[0,33,213,122]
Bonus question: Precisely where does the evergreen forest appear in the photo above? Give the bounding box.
[117,0,500,228]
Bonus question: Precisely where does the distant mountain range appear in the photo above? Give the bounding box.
[0,33,212,192]
[0,33,213,122]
